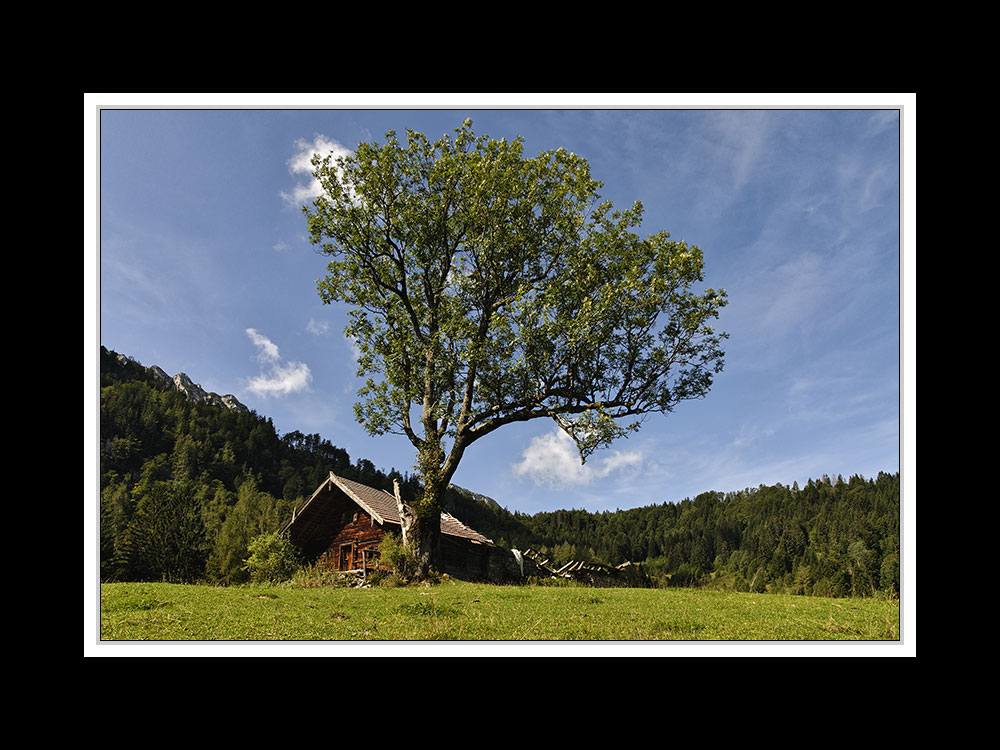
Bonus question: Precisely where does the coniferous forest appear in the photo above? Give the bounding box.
[98,347,901,597]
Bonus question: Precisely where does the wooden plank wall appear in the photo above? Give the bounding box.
[317,508,387,571]
[440,536,490,581]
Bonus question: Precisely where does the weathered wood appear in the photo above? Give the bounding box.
[317,506,387,571]
[392,478,414,547]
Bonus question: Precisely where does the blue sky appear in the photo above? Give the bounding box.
[88,95,913,517]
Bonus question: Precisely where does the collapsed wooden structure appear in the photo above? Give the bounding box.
[521,548,642,587]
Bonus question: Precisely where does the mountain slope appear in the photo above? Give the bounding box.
[104,348,249,413]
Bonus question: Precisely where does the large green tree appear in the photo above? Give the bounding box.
[304,119,728,579]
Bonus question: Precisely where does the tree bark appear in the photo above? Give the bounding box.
[393,477,442,581]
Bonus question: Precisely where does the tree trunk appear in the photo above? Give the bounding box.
[393,477,443,581]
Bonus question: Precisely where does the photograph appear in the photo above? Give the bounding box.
[86,94,913,655]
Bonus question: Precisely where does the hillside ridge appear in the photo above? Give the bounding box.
[105,347,249,413]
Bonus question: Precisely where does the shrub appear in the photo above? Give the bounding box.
[243,532,300,584]
[378,532,418,582]
[365,568,392,586]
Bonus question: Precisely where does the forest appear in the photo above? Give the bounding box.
[98,346,900,597]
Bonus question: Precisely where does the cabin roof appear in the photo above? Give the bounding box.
[283,471,495,548]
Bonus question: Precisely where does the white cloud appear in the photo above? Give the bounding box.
[246,327,280,362]
[513,428,643,488]
[244,328,312,397]
[246,361,313,397]
[306,318,329,335]
[280,134,352,207]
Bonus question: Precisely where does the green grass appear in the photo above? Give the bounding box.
[99,579,900,643]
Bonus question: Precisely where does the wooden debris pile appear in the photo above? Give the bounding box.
[521,548,643,587]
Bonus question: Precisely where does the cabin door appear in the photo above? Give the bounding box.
[339,544,353,570]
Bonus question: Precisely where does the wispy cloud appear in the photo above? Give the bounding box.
[784,357,898,426]
[864,110,898,138]
[246,327,280,362]
[244,328,312,397]
[280,134,352,207]
[717,134,898,374]
[306,318,329,336]
[345,334,361,363]
[709,109,772,196]
[513,429,643,488]
[101,214,224,331]
[731,424,776,448]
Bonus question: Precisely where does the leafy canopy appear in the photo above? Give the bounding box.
[305,119,727,481]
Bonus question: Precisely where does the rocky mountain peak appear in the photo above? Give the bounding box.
[111,349,249,414]
[172,371,249,413]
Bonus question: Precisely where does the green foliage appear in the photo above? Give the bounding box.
[206,476,295,584]
[304,119,728,574]
[242,532,301,584]
[110,480,206,582]
[378,532,418,582]
[879,552,900,595]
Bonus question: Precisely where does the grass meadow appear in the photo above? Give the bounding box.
[98,579,900,645]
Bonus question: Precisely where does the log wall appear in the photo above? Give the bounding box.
[316,507,387,572]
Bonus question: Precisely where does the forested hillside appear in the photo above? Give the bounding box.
[98,347,900,597]
[498,473,899,597]
[99,347,423,583]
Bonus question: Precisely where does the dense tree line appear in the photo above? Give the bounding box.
[99,347,900,597]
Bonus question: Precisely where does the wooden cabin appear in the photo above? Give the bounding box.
[282,472,520,582]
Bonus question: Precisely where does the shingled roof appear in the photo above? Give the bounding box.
[283,471,495,547]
